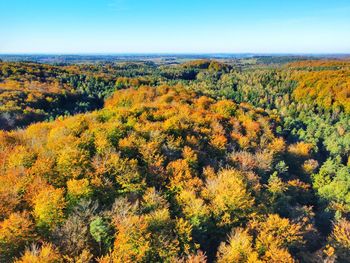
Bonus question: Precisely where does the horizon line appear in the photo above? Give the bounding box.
[1,52,350,56]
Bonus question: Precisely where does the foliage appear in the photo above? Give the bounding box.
[15,243,63,263]
[0,58,350,262]
[33,187,66,230]
[0,212,36,261]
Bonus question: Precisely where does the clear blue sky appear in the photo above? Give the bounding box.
[1,0,350,54]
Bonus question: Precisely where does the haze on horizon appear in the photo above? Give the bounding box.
[1,0,350,54]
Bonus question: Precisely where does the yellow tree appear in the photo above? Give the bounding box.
[66,178,92,207]
[330,219,350,259]
[0,212,36,261]
[33,186,66,230]
[251,214,303,262]
[101,215,151,262]
[203,169,255,226]
[15,243,62,263]
[217,228,261,263]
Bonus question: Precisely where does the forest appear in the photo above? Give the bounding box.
[0,57,350,262]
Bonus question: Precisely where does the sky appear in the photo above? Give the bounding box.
[0,0,350,54]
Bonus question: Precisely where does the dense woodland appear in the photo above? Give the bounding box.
[0,57,350,262]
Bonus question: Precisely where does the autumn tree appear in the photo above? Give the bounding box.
[33,186,66,230]
[0,212,36,261]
